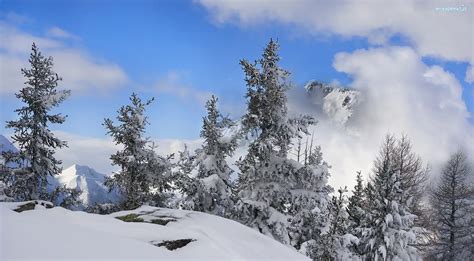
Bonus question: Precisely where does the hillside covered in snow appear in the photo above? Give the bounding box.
[0,201,309,260]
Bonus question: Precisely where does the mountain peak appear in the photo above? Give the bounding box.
[304,80,360,125]
[0,134,18,153]
[50,164,118,207]
[62,164,104,180]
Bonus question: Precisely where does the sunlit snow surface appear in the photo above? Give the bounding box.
[0,202,309,260]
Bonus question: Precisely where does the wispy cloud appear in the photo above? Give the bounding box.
[198,0,473,78]
[47,26,80,41]
[54,130,203,175]
[154,71,213,105]
[466,65,474,84]
[0,21,128,95]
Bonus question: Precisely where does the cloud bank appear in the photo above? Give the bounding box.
[289,46,473,189]
[199,0,473,78]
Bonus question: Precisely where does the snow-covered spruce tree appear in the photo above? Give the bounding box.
[4,43,70,200]
[174,145,201,210]
[234,39,329,249]
[309,187,359,261]
[104,93,172,210]
[290,140,333,251]
[428,151,474,260]
[392,136,428,225]
[359,135,422,260]
[345,171,367,256]
[347,171,365,232]
[180,95,237,216]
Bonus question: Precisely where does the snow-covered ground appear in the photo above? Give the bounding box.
[0,201,309,260]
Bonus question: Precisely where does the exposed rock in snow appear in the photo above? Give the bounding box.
[1,202,309,260]
[48,164,119,207]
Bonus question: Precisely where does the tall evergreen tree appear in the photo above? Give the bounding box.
[393,136,428,221]
[359,135,421,260]
[428,151,474,260]
[104,93,172,209]
[234,39,329,249]
[345,171,367,257]
[179,95,237,216]
[309,187,353,260]
[347,171,365,232]
[5,43,70,200]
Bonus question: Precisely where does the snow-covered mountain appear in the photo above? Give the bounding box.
[304,80,360,125]
[1,202,309,260]
[48,164,119,207]
[0,135,17,154]
[0,134,20,168]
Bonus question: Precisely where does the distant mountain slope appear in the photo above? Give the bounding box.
[304,80,360,125]
[0,135,18,154]
[0,135,20,168]
[48,164,119,207]
[1,202,309,260]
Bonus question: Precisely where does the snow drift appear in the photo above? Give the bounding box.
[0,201,309,260]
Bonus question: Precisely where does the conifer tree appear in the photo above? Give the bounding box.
[344,171,368,257]
[5,43,70,200]
[104,93,172,209]
[347,171,365,232]
[178,96,237,216]
[309,187,361,260]
[289,143,332,250]
[234,39,329,248]
[359,135,421,260]
[428,151,474,260]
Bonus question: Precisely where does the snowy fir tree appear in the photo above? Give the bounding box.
[289,141,333,251]
[174,145,202,210]
[308,187,360,261]
[392,136,428,227]
[4,43,70,201]
[358,136,422,260]
[345,171,367,256]
[104,93,172,209]
[233,39,330,249]
[428,151,474,260]
[347,171,365,232]
[179,95,237,216]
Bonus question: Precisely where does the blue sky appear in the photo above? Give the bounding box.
[1,0,473,187]
[2,0,470,140]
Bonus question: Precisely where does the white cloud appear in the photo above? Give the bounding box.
[154,71,213,105]
[47,26,80,40]
[54,130,203,175]
[198,0,473,63]
[466,65,474,83]
[289,46,474,190]
[0,23,61,54]
[0,23,128,95]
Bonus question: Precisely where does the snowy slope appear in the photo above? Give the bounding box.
[0,202,309,260]
[48,164,119,206]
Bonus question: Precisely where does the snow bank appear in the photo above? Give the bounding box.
[0,202,309,260]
